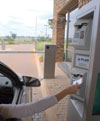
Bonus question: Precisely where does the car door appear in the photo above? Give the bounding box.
[0,61,40,121]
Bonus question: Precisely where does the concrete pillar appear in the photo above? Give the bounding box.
[44,45,56,79]
[52,0,66,62]
[52,14,66,62]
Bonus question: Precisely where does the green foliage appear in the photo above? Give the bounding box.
[0,37,35,44]
[4,36,14,41]
[47,37,52,42]
[36,42,45,50]
[37,37,45,42]
[11,33,16,39]
[36,41,52,51]
[48,20,53,29]
[68,41,72,46]
[7,41,15,44]
[37,37,52,42]
[39,55,44,62]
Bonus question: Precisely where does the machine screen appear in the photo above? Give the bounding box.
[92,73,100,115]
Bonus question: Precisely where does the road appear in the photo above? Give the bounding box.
[0,44,38,78]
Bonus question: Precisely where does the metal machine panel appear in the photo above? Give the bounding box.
[67,1,100,121]
[72,19,92,50]
[71,71,87,101]
[44,45,56,79]
[67,100,83,121]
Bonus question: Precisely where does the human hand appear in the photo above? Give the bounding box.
[55,83,81,101]
[67,84,81,94]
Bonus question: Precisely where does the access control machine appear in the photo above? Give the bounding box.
[67,1,100,121]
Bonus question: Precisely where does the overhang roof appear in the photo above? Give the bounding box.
[58,0,78,15]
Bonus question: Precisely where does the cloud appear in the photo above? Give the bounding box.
[0,0,77,37]
[0,0,53,36]
[39,13,53,21]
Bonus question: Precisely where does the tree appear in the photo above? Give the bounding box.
[12,33,16,39]
[48,19,53,29]
[10,32,17,40]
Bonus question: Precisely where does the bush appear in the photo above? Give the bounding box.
[36,41,52,51]
[39,55,44,62]
[37,37,52,42]
[36,42,45,51]
[47,37,52,42]
[4,37,14,41]
[37,37,45,42]
[7,41,15,44]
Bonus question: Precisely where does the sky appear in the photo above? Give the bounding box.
[0,0,78,38]
[0,0,53,37]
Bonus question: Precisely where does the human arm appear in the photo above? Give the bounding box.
[0,95,57,119]
[0,84,80,119]
[55,84,80,101]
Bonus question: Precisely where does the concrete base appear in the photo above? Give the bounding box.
[58,62,72,78]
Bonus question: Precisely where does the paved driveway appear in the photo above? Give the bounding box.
[0,44,38,77]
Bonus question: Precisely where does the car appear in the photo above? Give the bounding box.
[0,61,41,121]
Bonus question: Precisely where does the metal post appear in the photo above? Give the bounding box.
[65,12,70,61]
[44,45,56,79]
[35,17,37,50]
[1,40,5,50]
[44,25,48,41]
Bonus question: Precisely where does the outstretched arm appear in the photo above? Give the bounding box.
[0,84,80,119]
[0,95,58,119]
[55,84,80,101]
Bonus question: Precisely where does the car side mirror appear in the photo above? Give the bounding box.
[22,76,41,87]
